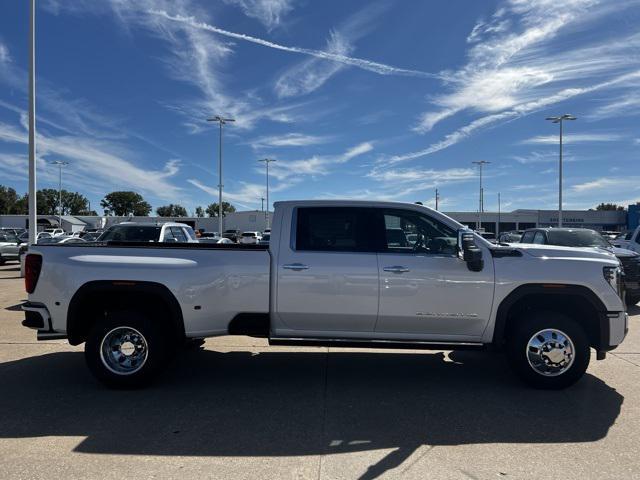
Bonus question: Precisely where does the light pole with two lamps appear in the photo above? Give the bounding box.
[545,114,577,227]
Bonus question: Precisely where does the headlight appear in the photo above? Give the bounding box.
[603,266,622,296]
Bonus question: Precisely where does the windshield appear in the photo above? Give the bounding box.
[99,225,162,242]
[547,230,610,248]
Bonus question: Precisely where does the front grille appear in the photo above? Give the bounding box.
[620,257,640,293]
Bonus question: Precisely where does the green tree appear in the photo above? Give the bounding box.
[194,206,205,218]
[37,189,60,215]
[206,202,236,217]
[594,203,625,211]
[101,191,152,216]
[60,191,90,215]
[156,204,188,217]
[0,185,20,214]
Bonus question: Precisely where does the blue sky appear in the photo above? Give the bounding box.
[0,0,639,214]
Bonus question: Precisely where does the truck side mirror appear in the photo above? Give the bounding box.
[459,230,484,272]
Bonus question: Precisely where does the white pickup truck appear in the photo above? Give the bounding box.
[22,200,628,389]
[613,226,640,254]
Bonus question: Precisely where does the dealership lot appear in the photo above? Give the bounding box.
[1,263,639,480]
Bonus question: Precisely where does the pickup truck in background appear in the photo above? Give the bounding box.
[22,200,628,389]
[613,226,640,254]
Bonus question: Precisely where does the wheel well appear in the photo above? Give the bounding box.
[67,281,185,346]
[493,285,608,351]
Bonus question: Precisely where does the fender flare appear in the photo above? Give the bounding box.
[492,283,609,349]
[67,280,185,345]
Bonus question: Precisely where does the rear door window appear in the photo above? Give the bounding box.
[295,207,374,252]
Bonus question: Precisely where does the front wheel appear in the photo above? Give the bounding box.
[507,312,590,389]
[85,310,169,388]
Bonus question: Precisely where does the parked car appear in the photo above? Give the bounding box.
[0,232,21,264]
[258,233,270,246]
[478,231,497,243]
[222,229,242,243]
[497,231,523,243]
[239,231,263,244]
[612,226,640,254]
[98,222,198,243]
[23,200,627,390]
[520,227,640,306]
[44,228,66,237]
[0,227,26,237]
[198,237,234,244]
[18,231,53,242]
[601,230,621,241]
[37,236,87,245]
[80,232,102,242]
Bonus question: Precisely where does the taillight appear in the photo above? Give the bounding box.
[25,254,42,294]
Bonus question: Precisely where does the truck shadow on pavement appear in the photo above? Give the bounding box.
[0,348,623,479]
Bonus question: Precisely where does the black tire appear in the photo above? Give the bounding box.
[84,310,169,389]
[625,295,639,307]
[507,311,590,389]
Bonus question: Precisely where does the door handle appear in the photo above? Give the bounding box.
[383,265,410,273]
[282,263,310,271]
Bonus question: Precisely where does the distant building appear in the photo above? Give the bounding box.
[0,205,636,234]
[447,208,628,233]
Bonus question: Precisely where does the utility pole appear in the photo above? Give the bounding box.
[497,192,501,236]
[260,197,265,212]
[51,161,69,229]
[472,161,490,231]
[207,115,235,237]
[435,189,439,211]
[545,114,576,227]
[28,0,37,244]
[259,158,276,229]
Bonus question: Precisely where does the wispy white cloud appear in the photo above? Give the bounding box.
[392,0,640,165]
[248,132,331,149]
[275,30,352,98]
[0,42,10,63]
[149,9,439,79]
[589,93,640,119]
[269,141,373,180]
[571,176,640,193]
[521,133,624,144]
[386,69,640,164]
[0,120,183,201]
[223,0,295,30]
[274,2,392,98]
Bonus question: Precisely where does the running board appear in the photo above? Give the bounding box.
[268,337,485,351]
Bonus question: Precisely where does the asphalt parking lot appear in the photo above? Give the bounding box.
[1,263,639,480]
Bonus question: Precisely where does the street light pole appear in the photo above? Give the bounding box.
[259,158,276,229]
[545,114,576,227]
[51,161,69,229]
[28,0,37,245]
[260,197,265,212]
[207,115,235,237]
[472,161,490,231]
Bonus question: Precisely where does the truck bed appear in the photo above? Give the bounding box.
[29,242,271,338]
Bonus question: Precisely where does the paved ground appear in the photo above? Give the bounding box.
[0,263,639,480]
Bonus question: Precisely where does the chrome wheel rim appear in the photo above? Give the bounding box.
[99,326,148,375]
[526,328,575,377]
